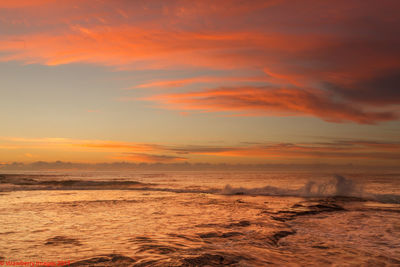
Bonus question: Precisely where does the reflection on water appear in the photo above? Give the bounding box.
[0,171,399,266]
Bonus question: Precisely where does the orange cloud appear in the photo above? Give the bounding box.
[112,153,187,163]
[0,0,399,123]
[166,141,400,161]
[0,137,161,153]
[263,68,306,87]
[132,76,270,89]
[0,0,56,8]
[0,25,322,69]
[76,142,158,151]
[0,136,399,163]
[145,86,398,124]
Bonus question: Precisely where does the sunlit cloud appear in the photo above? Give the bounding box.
[112,153,187,163]
[0,0,56,8]
[145,86,398,124]
[0,0,399,124]
[166,141,400,160]
[131,76,271,89]
[0,137,161,153]
[0,136,399,163]
[75,141,161,152]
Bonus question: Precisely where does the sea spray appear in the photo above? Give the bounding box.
[222,174,364,198]
[301,174,363,197]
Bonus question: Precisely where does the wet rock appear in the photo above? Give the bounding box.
[137,244,178,254]
[129,236,153,243]
[195,223,220,228]
[269,230,296,245]
[227,220,250,227]
[67,254,135,266]
[221,232,243,238]
[291,203,303,208]
[44,236,81,246]
[199,232,219,238]
[310,203,345,212]
[199,231,243,239]
[168,233,198,242]
[271,216,286,222]
[132,259,158,266]
[181,253,239,266]
[272,201,345,221]
[312,245,329,249]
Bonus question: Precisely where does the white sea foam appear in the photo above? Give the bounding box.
[222,175,361,196]
[221,174,400,204]
[1,173,399,204]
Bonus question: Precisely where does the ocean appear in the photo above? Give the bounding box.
[0,170,399,266]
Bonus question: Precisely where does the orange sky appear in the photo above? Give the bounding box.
[0,0,399,167]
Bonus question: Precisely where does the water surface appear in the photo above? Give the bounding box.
[0,171,399,266]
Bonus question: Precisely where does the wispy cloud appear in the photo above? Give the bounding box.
[165,141,400,160]
[0,136,399,163]
[145,86,398,124]
[112,153,187,163]
[131,76,270,89]
[0,0,399,123]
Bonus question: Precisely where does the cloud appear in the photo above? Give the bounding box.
[328,140,400,151]
[164,141,400,160]
[1,0,397,70]
[132,76,270,89]
[112,153,187,163]
[0,137,161,152]
[1,136,399,163]
[145,86,398,124]
[0,25,310,69]
[0,0,399,123]
[0,0,56,8]
[325,70,400,106]
[75,141,160,152]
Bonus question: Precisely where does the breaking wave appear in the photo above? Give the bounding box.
[221,175,400,204]
[1,173,399,204]
[0,174,147,190]
[221,175,362,197]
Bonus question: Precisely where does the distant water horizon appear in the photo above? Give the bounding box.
[2,161,399,172]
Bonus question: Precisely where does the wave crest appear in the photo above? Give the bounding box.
[221,175,400,204]
[222,175,361,197]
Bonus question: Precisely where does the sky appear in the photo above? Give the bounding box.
[0,0,399,167]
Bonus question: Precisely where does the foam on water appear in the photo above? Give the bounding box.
[222,174,362,196]
[2,173,400,204]
[0,171,399,266]
[222,174,400,204]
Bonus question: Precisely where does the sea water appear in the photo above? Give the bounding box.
[0,171,399,266]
